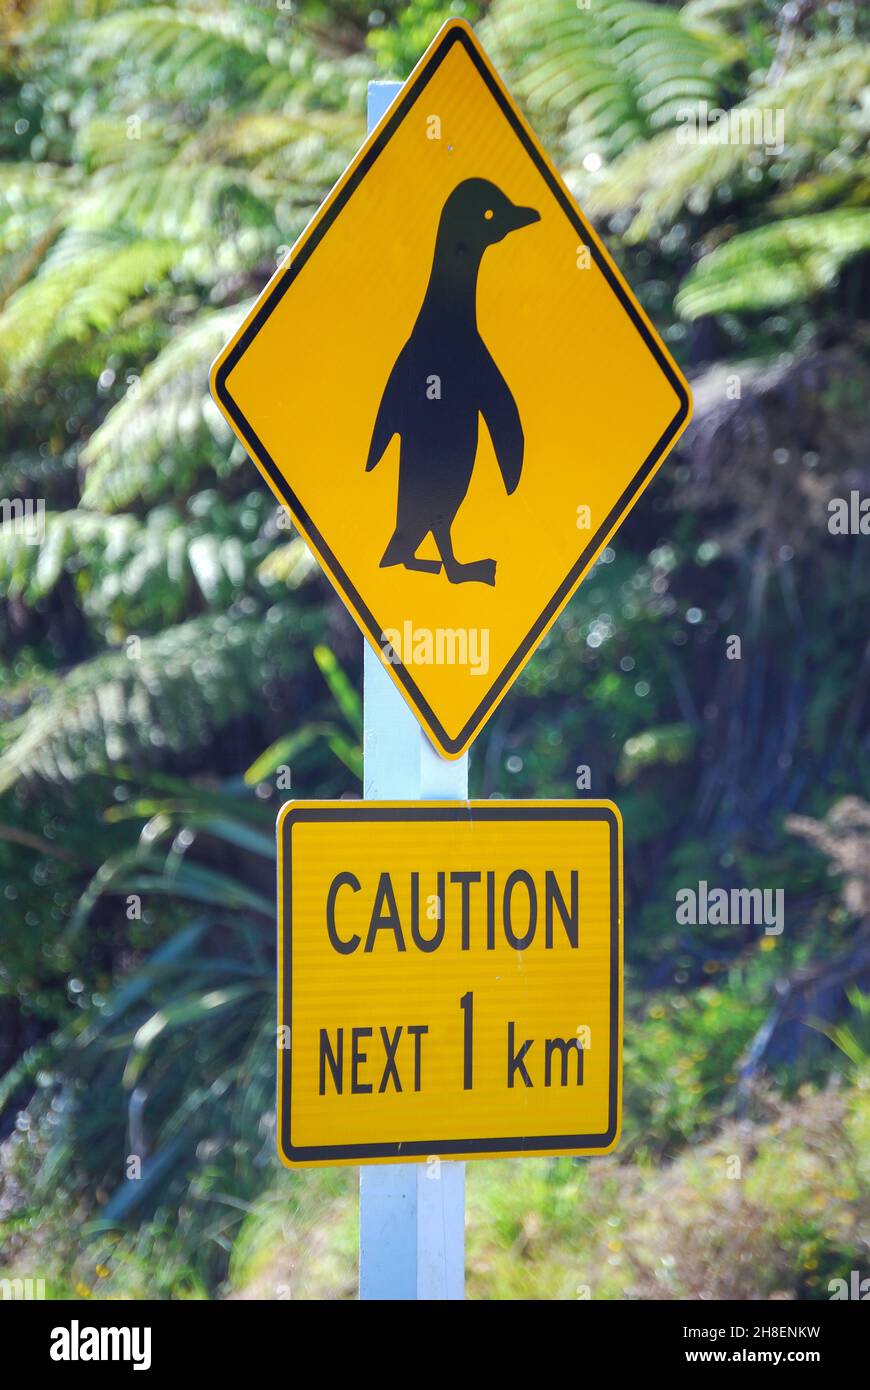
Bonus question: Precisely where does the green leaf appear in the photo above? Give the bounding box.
[677,210,870,318]
[313,644,362,736]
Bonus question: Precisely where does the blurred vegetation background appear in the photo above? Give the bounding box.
[0,0,868,1300]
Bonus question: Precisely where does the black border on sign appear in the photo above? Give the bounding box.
[214,24,690,756]
[279,804,621,1163]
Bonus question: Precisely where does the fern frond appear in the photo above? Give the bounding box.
[0,162,73,220]
[484,0,730,160]
[0,509,136,602]
[0,163,72,298]
[182,109,360,193]
[676,209,870,318]
[78,6,370,111]
[767,156,870,217]
[183,108,357,165]
[0,500,265,622]
[587,42,870,239]
[73,112,177,172]
[77,5,291,94]
[0,228,181,392]
[71,161,276,244]
[81,305,250,511]
[0,606,311,792]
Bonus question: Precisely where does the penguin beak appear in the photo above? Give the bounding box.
[506,203,540,232]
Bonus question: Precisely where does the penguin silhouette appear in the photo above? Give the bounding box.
[365,178,539,585]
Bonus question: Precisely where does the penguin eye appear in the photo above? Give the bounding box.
[484,209,494,221]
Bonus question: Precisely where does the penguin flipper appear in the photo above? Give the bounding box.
[478,348,524,494]
[365,361,403,472]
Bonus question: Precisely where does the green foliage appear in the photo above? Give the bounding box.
[0,232,182,390]
[586,40,870,236]
[208,1071,870,1300]
[0,606,319,792]
[676,208,870,317]
[617,721,695,783]
[0,9,371,1292]
[369,1,481,76]
[0,499,270,622]
[811,989,870,1071]
[80,307,249,512]
[622,974,767,1159]
[488,0,870,325]
[484,0,734,157]
[0,0,868,1301]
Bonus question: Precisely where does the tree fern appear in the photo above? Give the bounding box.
[484,0,732,161]
[0,508,136,602]
[71,161,277,249]
[0,606,316,792]
[0,499,274,626]
[182,107,360,186]
[585,42,870,240]
[0,228,181,392]
[676,208,870,317]
[0,6,370,399]
[81,305,250,511]
[0,163,72,266]
[77,5,370,111]
[768,155,870,218]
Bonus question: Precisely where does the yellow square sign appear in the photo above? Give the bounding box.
[211,19,691,758]
[277,801,622,1166]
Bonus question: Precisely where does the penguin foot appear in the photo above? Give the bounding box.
[445,558,496,586]
[381,555,442,574]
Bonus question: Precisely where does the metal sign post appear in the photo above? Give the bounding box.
[359,642,467,1300]
[359,80,467,1299]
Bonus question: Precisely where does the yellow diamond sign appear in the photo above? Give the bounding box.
[210,19,692,758]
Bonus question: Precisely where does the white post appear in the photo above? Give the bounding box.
[359,645,467,1300]
[358,72,467,1305]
